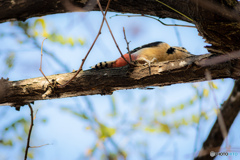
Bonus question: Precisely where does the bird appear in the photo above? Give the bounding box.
[91,41,193,69]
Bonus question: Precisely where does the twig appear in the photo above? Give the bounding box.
[39,38,53,86]
[57,0,112,88]
[193,88,203,159]
[156,0,194,22]
[122,27,132,62]
[111,14,196,28]
[18,21,70,73]
[83,96,126,159]
[30,143,51,148]
[24,103,34,160]
[205,70,229,147]
[96,0,131,65]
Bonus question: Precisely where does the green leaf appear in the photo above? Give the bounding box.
[109,96,117,117]
[28,152,34,159]
[203,89,209,97]
[159,123,171,134]
[17,136,23,141]
[144,127,157,133]
[41,118,48,123]
[2,140,13,146]
[67,37,74,46]
[201,111,209,120]
[140,96,148,103]
[61,107,89,120]
[209,82,218,89]
[5,52,15,69]
[33,19,46,30]
[99,123,116,139]
[180,118,188,125]
[191,115,199,123]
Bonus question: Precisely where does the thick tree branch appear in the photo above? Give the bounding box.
[0,0,194,23]
[1,53,240,107]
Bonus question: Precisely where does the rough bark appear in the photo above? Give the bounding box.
[1,53,240,107]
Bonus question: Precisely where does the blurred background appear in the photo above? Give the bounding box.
[0,10,238,160]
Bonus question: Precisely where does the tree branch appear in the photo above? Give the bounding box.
[195,79,240,160]
[24,103,34,160]
[1,53,240,107]
[0,0,194,23]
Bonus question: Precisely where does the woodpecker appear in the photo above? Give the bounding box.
[91,41,192,69]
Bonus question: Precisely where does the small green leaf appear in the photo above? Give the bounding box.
[99,123,116,139]
[5,52,15,69]
[41,118,47,123]
[2,140,13,146]
[17,136,23,141]
[159,123,171,134]
[140,96,148,103]
[28,152,34,159]
[203,89,209,97]
[192,115,199,123]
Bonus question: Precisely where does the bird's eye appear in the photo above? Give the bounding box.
[181,47,186,50]
[166,47,175,54]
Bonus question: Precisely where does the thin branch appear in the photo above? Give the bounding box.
[18,22,70,73]
[195,79,240,159]
[110,14,196,28]
[96,0,131,65]
[205,70,228,141]
[155,0,194,22]
[85,98,126,159]
[57,0,112,88]
[39,38,53,86]
[123,27,132,62]
[193,88,203,159]
[30,143,51,148]
[24,103,34,160]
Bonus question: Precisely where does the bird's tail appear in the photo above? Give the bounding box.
[91,60,116,69]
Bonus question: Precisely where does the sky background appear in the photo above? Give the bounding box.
[0,9,239,160]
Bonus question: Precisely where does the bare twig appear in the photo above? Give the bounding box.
[123,27,132,62]
[24,103,34,160]
[156,0,194,22]
[39,38,53,86]
[57,0,112,88]
[205,70,229,146]
[193,88,203,159]
[96,0,131,65]
[18,21,70,73]
[85,99,126,159]
[111,14,196,28]
[30,143,51,148]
